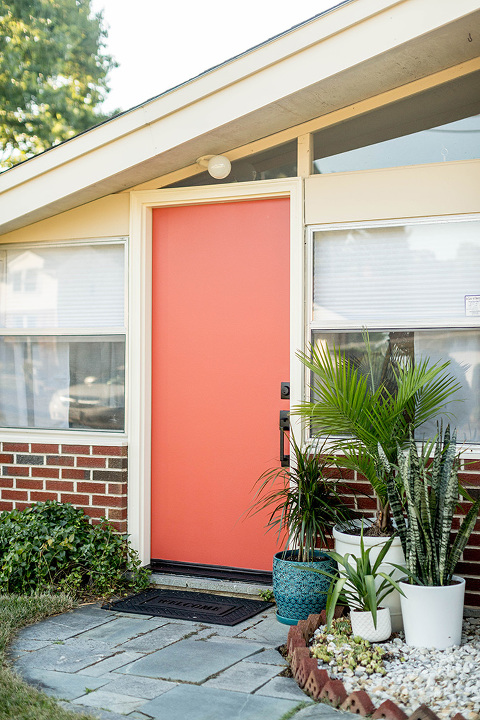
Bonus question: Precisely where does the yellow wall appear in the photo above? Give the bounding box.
[0,195,129,244]
[305,160,480,224]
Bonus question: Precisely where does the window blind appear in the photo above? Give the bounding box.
[313,220,480,328]
[0,243,125,330]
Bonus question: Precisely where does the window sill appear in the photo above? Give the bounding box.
[0,427,128,446]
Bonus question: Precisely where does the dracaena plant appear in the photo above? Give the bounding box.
[306,531,404,629]
[249,433,352,563]
[382,426,480,586]
[294,331,461,534]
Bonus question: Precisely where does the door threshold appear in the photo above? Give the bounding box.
[149,560,272,597]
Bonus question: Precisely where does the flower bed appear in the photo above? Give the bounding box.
[287,611,480,720]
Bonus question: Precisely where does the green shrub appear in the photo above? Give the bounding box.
[0,501,149,596]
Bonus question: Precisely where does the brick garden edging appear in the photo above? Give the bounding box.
[286,611,469,720]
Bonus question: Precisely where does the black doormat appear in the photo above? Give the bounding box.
[103,589,274,626]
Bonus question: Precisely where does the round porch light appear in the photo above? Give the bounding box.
[207,155,231,179]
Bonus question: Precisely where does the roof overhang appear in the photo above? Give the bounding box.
[1,0,479,234]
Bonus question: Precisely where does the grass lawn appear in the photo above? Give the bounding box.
[0,593,96,720]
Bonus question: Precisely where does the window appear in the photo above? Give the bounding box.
[308,217,480,443]
[313,114,480,174]
[0,241,126,432]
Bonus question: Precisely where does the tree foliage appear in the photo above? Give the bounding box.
[0,0,117,168]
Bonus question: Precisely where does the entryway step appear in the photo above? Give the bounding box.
[150,572,273,598]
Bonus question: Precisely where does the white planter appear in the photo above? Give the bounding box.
[350,607,392,642]
[333,522,405,632]
[399,576,465,649]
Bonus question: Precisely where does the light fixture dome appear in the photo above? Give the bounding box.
[207,155,231,179]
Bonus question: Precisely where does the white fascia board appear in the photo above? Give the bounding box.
[0,0,478,233]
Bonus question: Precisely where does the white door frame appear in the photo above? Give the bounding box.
[128,178,304,564]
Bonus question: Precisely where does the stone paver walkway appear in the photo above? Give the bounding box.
[8,601,346,720]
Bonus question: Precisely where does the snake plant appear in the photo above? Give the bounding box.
[383,426,480,586]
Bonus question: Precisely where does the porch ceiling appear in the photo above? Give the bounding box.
[0,0,479,235]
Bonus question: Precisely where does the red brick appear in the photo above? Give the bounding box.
[32,467,60,478]
[15,502,30,511]
[0,454,14,463]
[290,646,310,674]
[76,457,106,468]
[60,444,91,454]
[30,443,59,453]
[357,497,378,511]
[304,668,329,700]
[15,479,44,490]
[296,619,310,641]
[0,500,14,511]
[45,480,74,492]
[294,656,318,689]
[92,445,127,456]
[109,520,127,533]
[3,443,29,452]
[91,494,126,508]
[3,465,30,477]
[305,614,323,638]
[0,478,14,488]
[80,506,107,520]
[29,491,60,502]
[341,690,376,716]
[464,547,480,562]
[2,489,28,501]
[408,705,441,720]
[465,591,480,607]
[463,460,480,472]
[47,455,75,467]
[60,493,90,505]
[287,627,307,655]
[107,483,127,496]
[62,468,88,480]
[107,507,128,520]
[373,700,409,720]
[466,533,480,547]
[77,482,106,494]
[320,679,348,707]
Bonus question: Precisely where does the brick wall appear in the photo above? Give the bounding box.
[333,462,480,609]
[0,442,128,533]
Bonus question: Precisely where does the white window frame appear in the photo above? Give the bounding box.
[305,213,480,458]
[0,236,128,444]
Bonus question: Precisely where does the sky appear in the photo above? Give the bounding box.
[90,0,338,113]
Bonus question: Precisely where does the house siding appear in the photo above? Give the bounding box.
[0,442,128,533]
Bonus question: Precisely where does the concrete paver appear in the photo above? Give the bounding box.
[117,636,265,682]
[74,689,147,714]
[11,600,337,719]
[15,667,110,700]
[139,684,302,720]
[203,659,281,692]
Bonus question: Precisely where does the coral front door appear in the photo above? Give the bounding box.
[151,197,290,572]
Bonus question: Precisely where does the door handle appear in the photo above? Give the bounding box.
[279,410,290,467]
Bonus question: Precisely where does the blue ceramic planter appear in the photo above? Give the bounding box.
[273,549,333,625]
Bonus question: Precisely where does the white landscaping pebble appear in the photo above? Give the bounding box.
[312,617,480,719]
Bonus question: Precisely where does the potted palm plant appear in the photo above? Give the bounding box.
[384,426,480,649]
[309,530,404,642]
[249,433,352,625]
[294,332,462,535]
[293,331,462,631]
